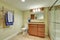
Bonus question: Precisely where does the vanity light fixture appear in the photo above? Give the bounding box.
[21,0,25,2]
[33,8,41,13]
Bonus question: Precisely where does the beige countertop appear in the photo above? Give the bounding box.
[29,22,45,24]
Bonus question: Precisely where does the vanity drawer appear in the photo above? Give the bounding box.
[38,24,45,28]
[29,24,37,27]
[38,28,45,31]
[38,30,45,33]
[38,32,45,37]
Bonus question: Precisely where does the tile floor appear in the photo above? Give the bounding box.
[9,33,50,40]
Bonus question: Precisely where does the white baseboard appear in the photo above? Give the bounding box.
[4,32,19,40]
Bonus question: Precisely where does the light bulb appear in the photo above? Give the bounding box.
[38,8,40,12]
[21,0,25,2]
[33,9,35,13]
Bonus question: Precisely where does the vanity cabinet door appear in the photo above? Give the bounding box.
[37,24,45,37]
[28,24,37,36]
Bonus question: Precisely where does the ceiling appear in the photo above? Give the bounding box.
[0,0,60,10]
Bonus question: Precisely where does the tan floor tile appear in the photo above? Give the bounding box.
[9,34,50,40]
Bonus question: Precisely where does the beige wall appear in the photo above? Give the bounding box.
[44,8,49,36]
[0,1,23,40]
[23,11,31,26]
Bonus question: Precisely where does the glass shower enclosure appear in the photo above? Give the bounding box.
[48,5,60,40]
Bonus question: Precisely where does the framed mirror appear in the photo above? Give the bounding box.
[34,12,44,20]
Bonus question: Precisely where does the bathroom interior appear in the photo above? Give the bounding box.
[0,0,60,40]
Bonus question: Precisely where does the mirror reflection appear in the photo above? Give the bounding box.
[34,12,44,20]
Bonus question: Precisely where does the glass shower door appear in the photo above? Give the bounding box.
[49,7,56,40]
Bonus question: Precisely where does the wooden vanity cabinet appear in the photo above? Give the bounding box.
[28,24,37,36]
[37,24,45,37]
[28,23,45,38]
